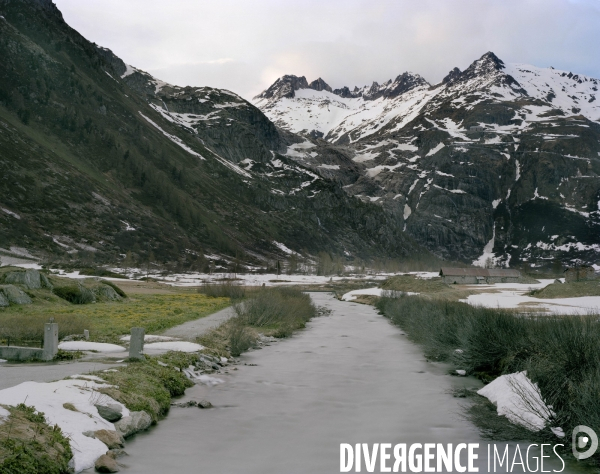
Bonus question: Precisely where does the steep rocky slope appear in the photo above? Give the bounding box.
[254,53,600,268]
[0,0,429,270]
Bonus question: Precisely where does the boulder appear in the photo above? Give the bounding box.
[93,429,124,449]
[93,284,121,301]
[95,403,123,422]
[4,269,42,289]
[94,454,119,473]
[0,292,8,307]
[198,400,212,409]
[114,411,152,438]
[0,285,32,305]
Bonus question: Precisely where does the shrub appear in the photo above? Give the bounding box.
[53,285,95,304]
[227,320,257,356]
[234,287,315,337]
[198,281,245,299]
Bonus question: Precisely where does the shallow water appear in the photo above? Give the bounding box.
[122,293,590,473]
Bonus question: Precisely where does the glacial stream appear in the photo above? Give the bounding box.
[121,293,590,473]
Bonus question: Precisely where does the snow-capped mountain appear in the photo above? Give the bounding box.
[254,52,600,267]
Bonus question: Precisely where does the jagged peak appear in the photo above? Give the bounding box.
[254,75,308,100]
[308,78,332,92]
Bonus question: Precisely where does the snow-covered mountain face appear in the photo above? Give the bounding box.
[254,53,600,268]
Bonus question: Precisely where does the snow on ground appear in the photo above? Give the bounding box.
[58,341,126,353]
[465,292,600,315]
[341,287,419,301]
[478,371,554,432]
[120,335,177,342]
[0,379,129,472]
[143,341,204,353]
[461,279,600,314]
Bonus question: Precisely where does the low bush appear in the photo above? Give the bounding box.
[234,287,316,337]
[376,295,600,457]
[227,322,257,356]
[52,285,95,304]
[198,281,245,299]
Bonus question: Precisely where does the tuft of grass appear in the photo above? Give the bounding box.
[0,403,73,474]
[198,281,245,299]
[227,322,257,357]
[234,287,316,338]
[97,356,193,422]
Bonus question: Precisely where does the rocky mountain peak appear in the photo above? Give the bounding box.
[308,78,332,92]
[442,67,462,84]
[254,75,309,100]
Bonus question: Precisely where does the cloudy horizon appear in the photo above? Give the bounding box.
[54,0,600,100]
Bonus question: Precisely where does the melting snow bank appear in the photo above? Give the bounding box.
[341,287,419,301]
[478,372,563,436]
[0,378,130,472]
[144,341,204,353]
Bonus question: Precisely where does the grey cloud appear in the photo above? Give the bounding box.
[54,0,600,100]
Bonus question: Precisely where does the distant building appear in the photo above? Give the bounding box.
[469,126,485,132]
[564,266,595,283]
[439,267,521,284]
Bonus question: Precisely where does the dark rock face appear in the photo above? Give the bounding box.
[442,67,462,84]
[254,75,309,100]
[308,78,332,92]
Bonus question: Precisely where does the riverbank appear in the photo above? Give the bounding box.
[376,294,600,469]
[0,286,316,473]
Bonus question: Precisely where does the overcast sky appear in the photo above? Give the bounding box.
[54,0,600,100]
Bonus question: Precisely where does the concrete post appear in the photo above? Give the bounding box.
[129,327,145,359]
[84,330,89,340]
[43,323,58,361]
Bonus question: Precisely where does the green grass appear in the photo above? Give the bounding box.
[376,294,600,464]
[97,355,195,422]
[0,404,72,474]
[529,280,600,298]
[0,293,229,343]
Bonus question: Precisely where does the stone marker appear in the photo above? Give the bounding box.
[42,322,58,361]
[84,329,90,340]
[129,327,145,359]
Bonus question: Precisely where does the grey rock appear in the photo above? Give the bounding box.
[82,430,95,438]
[95,403,123,422]
[197,400,212,409]
[94,453,119,473]
[0,285,32,304]
[554,279,563,284]
[114,411,152,438]
[93,429,124,449]
[5,269,41,289]
[108,449,128,459]
[40,273,53,289]
[93,284,121,301]
[0,292,8,307]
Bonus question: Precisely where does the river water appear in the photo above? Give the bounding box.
[122,293,589,473]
